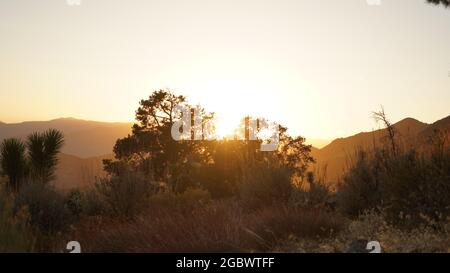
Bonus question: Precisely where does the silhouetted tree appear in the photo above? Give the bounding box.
[104,90,213,191]
[0,138,27,192]
[277,126,315,180]
[106,90,315,195]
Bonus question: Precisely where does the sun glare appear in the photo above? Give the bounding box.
[214,114,243,139]
[186,79,264,139]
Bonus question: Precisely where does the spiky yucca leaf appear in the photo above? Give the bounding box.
[0,138,27,191]
[27,129,64,183]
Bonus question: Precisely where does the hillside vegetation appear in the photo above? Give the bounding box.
[0,91,449,253]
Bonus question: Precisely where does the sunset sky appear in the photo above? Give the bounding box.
[0,0,449,139]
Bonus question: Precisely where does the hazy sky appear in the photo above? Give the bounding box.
[0,0,449,139]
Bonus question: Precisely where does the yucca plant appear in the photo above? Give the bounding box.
[0,138,27,192]
[27,129,64,184]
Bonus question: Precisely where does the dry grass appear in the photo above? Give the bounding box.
[69,201,345,253]
[283,210,450,253]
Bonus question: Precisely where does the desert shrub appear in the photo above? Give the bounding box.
[191,164,237,199]
[14,182,73,236]
[290,171,332,209]
[243,206,345,250]
[149,187,211,208]
[345,210,388,242]
[66,189,83,217]
[378,149,449,226]
[0,191,34,252]
[337,142,450,227]
[238,161,293,209]
[65,189,106,217]
[81,189,106,216]
[95,171,156,218]
[337,150,384,217]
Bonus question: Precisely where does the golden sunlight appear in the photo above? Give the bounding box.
[214,114,243,139]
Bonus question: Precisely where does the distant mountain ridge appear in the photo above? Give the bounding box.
[311,115,450,182]
[0,118,132,158]
[305,138,331,149]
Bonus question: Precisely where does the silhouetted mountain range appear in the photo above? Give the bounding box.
[311,116,450,182]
